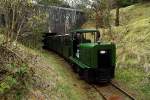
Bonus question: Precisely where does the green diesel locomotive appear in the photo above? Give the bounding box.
[43,29,116,83]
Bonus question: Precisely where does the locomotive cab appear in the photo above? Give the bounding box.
[71,29,100,58]
[70,29,116,83]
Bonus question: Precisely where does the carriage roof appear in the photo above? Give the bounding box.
[71,29,99,34]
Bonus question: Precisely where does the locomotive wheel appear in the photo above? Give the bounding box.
[77,67,80,73]
[78,68,84,79]
[83,70,93,83]
[72,64,78,73]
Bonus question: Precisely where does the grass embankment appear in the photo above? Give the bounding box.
[0,32,102,99]
[0,43,103,99]
[0,46,33,99]
[83,3,150,100]
[35,50,102,100]
[113,3,150,99]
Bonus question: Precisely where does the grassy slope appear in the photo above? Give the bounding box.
[38,51,102,100]
[0,30,102,99]
[113,3,150,100]
[20,47,102,100]
[0,36,103,99]
[83,3,150,100]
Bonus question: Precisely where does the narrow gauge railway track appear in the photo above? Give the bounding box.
[93,82,135,100]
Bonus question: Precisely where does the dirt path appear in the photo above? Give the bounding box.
[27,50,103,100]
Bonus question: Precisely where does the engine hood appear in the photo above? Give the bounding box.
[80,43,115,49]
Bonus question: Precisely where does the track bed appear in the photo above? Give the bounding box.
[93,81,136,100]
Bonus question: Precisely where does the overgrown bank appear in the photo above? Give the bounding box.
[112,3,150,99]
[0,46,33,99]
[0,42,104,99]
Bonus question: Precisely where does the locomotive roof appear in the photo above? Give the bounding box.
[71,29,99,33]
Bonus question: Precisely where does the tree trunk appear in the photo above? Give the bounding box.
[95,12,99,29]
[115,5,120,26]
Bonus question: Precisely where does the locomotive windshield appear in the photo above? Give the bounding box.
[82,32,100,43]
[72,29,101,58]
[72,29,100,43]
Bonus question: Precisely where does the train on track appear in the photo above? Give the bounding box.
[43,29,116,83]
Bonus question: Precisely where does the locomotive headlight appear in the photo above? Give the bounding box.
[100,50,106,54]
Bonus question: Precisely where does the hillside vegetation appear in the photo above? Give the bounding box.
[111,3,150,69]
[111,3,150,99]
[83,3,150,100]
[0,43,103,99]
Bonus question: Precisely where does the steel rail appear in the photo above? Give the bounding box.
[93,85,107,100]
[93,82,136,100]
[110,82,135,100]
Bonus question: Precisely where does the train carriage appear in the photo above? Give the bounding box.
[43,29,116,83]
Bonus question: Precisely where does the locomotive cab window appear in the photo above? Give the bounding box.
[72,31,100,43]
[82,32,97,43]
[72,29,100,58]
